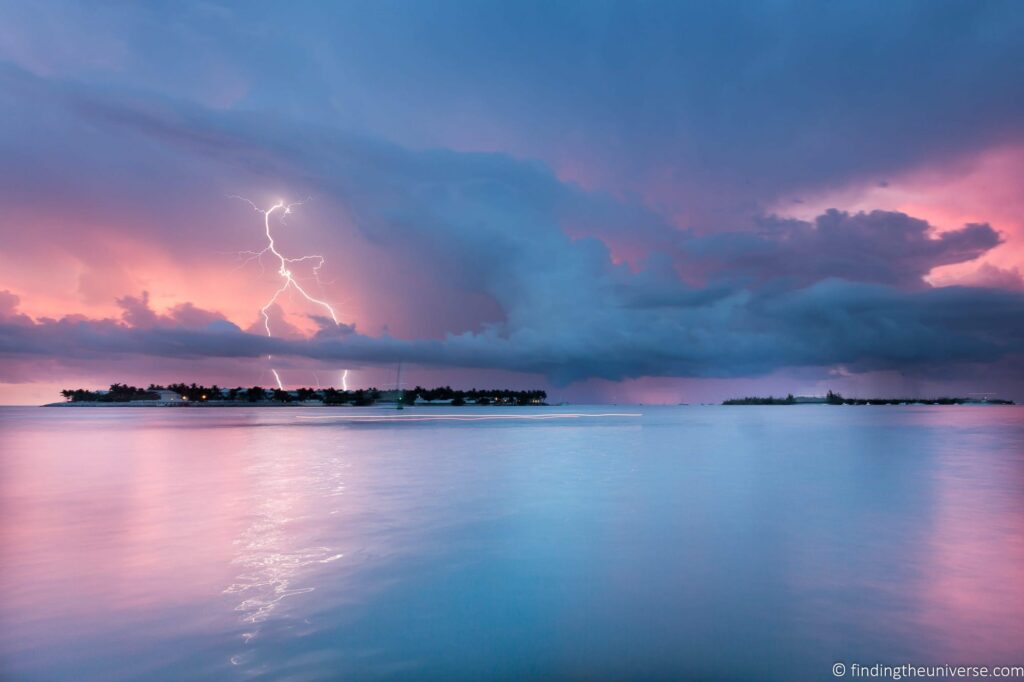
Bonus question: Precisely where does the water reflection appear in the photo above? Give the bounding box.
[0,406,1021,681]
[916,425,1024,662]
[223,461,343,659]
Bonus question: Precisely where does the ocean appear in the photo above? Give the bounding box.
[1,405,1022,680]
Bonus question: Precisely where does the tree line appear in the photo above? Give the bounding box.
[401,386,546,405]
[822,390,1013,406]
[722,390,1013,405]
[722,394,796,405]
[145,384,386,404]
[60,383,548,405]
[60,384,159,402]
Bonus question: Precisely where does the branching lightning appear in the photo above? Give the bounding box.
[233,196,345,389]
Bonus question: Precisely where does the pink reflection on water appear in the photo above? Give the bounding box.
[2,406,1023,680]
[774,407,1024,665]
[913,414,1024,661]
[0,408,417,676]
[1,423,237,612]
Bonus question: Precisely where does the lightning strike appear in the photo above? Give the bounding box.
[233,196,346,390]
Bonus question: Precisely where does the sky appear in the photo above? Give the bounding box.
[1,0,1023,404]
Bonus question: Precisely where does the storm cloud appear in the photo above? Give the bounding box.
[3,272,1023,385]
[677,211,1003,289]
[1,1,1023,400]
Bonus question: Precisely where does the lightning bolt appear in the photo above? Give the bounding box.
[233,196,345,390]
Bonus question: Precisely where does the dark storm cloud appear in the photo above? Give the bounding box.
[116,292,230,330]
[3,0,1024,222]
[310,315,356,339]
[2,0,1024,390]
[43,70,1001,292]
[678,210,1003,289]
[2,280,1023,384]
[0,65,1021,383]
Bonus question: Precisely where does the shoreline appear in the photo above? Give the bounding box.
[41,401,550,408]
[38,401,1019,409]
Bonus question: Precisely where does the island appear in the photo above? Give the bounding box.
[723,390,1014,406]
[48,383,548,407]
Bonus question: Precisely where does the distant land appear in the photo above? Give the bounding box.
[46,383,548,407]
[723,390,1014,406]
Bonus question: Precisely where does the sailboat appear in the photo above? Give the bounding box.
[396,360,404,410]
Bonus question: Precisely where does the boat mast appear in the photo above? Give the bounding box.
[396,360,404,410]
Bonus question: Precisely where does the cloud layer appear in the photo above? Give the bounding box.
[0,2,1023,400]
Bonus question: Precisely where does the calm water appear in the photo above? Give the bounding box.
[1,405,1022,680]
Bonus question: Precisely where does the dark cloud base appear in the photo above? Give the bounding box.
[1,58,1022,392]
[2,279,1022,386]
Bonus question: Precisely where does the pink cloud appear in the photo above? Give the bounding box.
[932,263,1024,291]
[774,143,1024,289]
